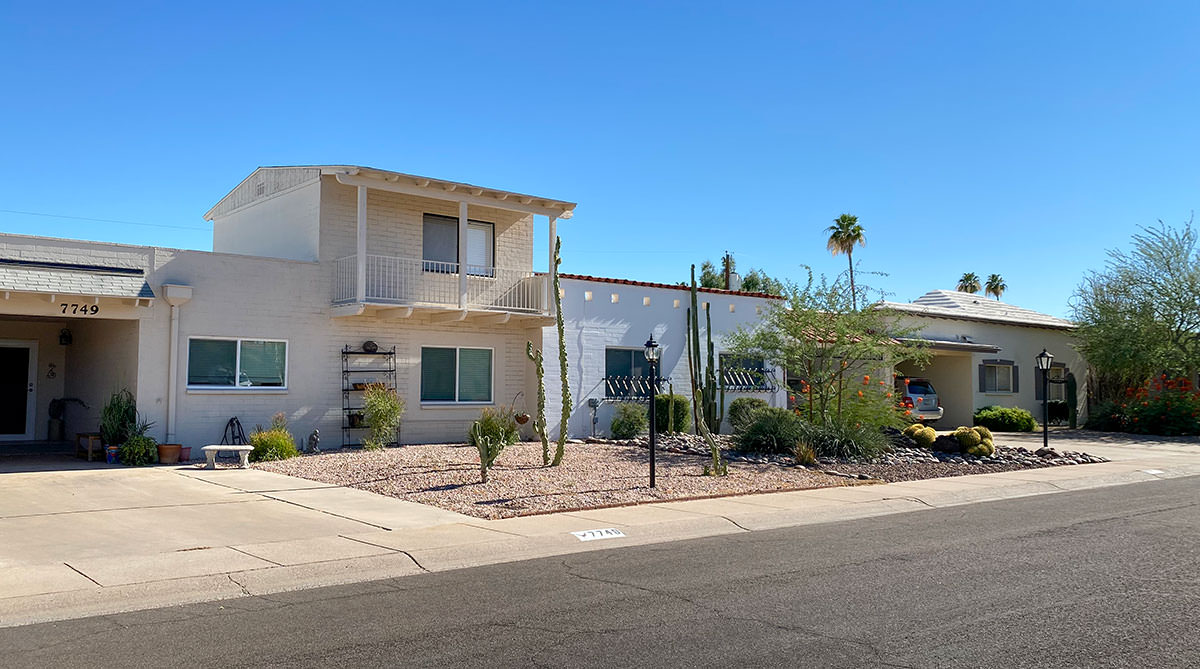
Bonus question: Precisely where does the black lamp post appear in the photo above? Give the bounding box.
[1035,348,1054,450]
[644,334,661,488]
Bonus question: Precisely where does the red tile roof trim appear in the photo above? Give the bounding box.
[546,272,784,300]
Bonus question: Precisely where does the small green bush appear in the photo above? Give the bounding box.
[249,427,298,462]
[1084,400,1126,431]
[363,384,405,450]
[798,420,890,460]
[728,397,769,432]
[911,425,937,448]
[610,403,649,439]
[794,442,817,466]
[654,394,691,434]
[973,405,1038,432]
[735,407,805,454]
[100,389,138,447]
[119,434,158,466]
[468,407,520,449]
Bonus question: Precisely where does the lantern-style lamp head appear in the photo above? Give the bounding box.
[1035,348,1054,371]
[643,335,661,362]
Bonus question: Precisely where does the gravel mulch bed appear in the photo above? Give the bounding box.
[255,441,859,520]
[614,432,1108,484]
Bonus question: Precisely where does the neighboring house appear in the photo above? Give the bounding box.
[541,274,787,438]
[882,290,1085,426]
[0,165,575,447]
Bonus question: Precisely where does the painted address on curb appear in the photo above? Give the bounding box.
[571,528,626,542]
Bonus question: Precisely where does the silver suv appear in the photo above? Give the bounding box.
[896,376,943,423]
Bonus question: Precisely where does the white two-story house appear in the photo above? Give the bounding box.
[0,165,575,449]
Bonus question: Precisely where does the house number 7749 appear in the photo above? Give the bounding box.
[61,303,100,315]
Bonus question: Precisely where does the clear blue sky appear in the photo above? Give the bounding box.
[2,2,1197,317]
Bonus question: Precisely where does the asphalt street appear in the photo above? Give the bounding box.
[5,476,1198,668]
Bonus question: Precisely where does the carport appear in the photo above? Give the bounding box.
[897,338,1001,427]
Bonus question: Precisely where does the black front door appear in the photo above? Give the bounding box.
[0,346,30,435]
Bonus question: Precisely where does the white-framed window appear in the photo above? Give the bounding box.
[420,346,493,403]
[1048,366,1067,402]
[719,353,771,391]
[187,337,288,389]
[985,363,1013,393]
[421,214,494,276]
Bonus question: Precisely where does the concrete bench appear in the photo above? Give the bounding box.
[202,445,253,469]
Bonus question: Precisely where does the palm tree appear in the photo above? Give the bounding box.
[826,214,866,309]
[957,272,982,294]
[985,274,1006,301]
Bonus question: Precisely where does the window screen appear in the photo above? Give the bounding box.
[985,365,1013,392]
[466,222,493,276]
[239,340,286,387]
[457,348,493,402]
[420,347,457,402]
[187,339,237,386]
[422,215,458,271]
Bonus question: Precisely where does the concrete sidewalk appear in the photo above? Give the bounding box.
[1,434,1197,628]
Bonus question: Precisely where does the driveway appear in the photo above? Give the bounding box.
[0,456,468,600]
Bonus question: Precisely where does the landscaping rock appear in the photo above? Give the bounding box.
[932,435,962,453]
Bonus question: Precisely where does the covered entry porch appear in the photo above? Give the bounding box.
[0,260,153,455]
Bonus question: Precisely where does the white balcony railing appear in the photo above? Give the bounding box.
[334,254,546,313]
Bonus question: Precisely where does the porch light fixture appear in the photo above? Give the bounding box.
[59,328,72,346]
[644,334,661,488]
[1035,349,1053,450]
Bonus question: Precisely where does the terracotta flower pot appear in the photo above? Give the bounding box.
[157,443,182,465]
[515,413,530,425]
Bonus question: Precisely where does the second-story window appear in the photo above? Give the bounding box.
[422,214,494,276]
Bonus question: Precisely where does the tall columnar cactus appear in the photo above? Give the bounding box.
[1066,372,1079,429]
[552,237,571,466]
[686,265,727,476]
[526,341,551,465]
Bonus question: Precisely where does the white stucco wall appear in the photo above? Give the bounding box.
[542,277,786,438]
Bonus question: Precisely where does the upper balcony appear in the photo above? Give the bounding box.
[324,166,576,324]
[333,254,547,318]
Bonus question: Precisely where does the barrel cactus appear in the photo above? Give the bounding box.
[903,423,924,438]
[912,425,937,448]
[954,426,982,448]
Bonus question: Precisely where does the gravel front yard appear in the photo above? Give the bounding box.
[255,441,858,519]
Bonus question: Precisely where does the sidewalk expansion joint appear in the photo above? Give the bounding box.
[62,562,103,588]
[228,546,283,567]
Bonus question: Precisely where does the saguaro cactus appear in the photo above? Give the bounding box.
[686,265,727,476]
[526,341,551,465]
[552,237,571,466]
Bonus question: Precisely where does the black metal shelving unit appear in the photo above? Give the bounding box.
[341,345,397,448]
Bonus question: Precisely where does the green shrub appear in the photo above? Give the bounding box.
[1084,400,1127,431]
[654,394,691,433]
[911,425,937,448]
[100,388,138,447]
[610,403,648,439]
[249,427,298,462]
[973,405,1038,432]
[728,397,769,432]
[119,434,157,466]
[1047,400,1069,424]
[735,407,805,454]
[797,420,890,460]
[468,407,520,449]
[363,384,405,450]
[794,442,817,466]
